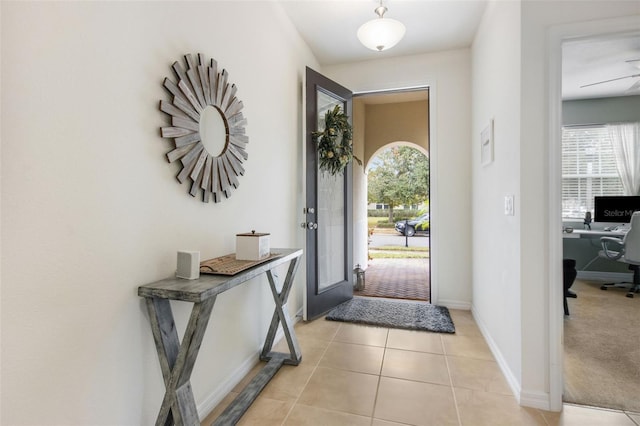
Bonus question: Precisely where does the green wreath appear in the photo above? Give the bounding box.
[312,105,362,175]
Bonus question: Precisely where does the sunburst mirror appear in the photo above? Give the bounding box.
[159,53,248,203]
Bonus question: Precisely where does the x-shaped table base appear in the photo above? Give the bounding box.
[139,249,303,426]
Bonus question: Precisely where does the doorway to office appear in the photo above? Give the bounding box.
[352,89,431,303]
[547,16,640,413]
[558,32,640,413]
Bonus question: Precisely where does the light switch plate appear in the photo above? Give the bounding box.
[504,195,515,216]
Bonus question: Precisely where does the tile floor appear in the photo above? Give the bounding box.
[204,309,640,426]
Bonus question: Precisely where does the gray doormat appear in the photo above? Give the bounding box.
[326,297,455,333]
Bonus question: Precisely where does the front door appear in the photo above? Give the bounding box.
[303,67,353,320]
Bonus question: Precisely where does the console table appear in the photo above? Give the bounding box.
[138,248,303,426]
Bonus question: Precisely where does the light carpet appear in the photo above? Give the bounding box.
[563,279,640,413]
[325,297,455,333]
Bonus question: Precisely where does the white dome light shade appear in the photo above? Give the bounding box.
[357,17,406,52]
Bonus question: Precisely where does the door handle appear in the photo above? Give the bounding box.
[301,222,318,230]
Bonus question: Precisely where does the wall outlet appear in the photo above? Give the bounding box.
[504,195,515,216]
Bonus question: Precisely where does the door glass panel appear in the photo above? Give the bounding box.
[317,90,345,291]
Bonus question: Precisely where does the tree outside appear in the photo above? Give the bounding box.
[368,146,429,223]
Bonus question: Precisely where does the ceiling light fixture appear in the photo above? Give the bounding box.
[357,0,406,52]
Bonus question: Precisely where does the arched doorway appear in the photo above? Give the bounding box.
[364,143,430,301]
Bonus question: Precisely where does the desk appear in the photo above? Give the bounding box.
[138,248,303,426]
[562,229,626,239]
[563,230,628,272]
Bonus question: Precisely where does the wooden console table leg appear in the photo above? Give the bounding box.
[260,256,301,365]
[213,257,302,425]
[145,296,216,426]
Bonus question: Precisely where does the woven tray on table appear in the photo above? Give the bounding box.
[199,253,283,276]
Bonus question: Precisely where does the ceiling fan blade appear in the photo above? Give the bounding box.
[625,59,640,69]
[626,79,640,93]
[580,73,640,88]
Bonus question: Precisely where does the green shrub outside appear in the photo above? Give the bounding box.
[368,209,391,217]
[368,209,420,219]
[368,209,426,224]
[376,221,396,228]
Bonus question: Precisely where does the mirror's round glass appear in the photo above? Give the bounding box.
[200,105,228,157]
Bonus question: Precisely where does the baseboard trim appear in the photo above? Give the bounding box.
[197,352,259,420]
[470,306,523,402]
[577,271,632,282]
[197,309,304,420]
[520,390,552,410]
[437,299,471,310]
[471,305,553,410]
[295,307,303,322]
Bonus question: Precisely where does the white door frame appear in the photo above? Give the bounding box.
[546,15,640,412]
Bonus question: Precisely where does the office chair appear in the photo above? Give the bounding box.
[563,259,577,315]
[599,211,640,298]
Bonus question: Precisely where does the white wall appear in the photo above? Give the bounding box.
[324,49,472,308]
[1,2,317,424]
[470,0,523,399]
[471,0,640,411]
[519,1,639,409]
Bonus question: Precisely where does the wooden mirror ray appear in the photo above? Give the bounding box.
[160,53,247,203]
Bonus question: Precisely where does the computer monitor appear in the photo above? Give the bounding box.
[593,196,640,223]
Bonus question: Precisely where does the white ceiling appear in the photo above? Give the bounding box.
[278,0,487,65]
[278,1,640,100]
[562,33,640,100]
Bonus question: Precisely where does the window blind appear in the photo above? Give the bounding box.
[562,126,623,219]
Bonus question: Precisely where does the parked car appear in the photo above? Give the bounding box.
[395,213,430,237]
